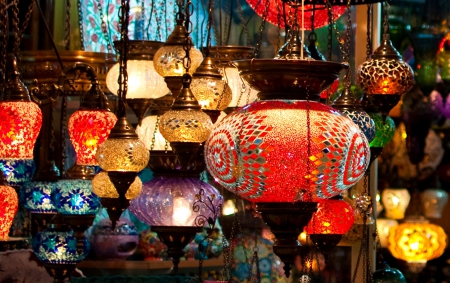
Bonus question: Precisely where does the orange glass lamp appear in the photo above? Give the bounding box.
[0,172,19,241]
[0,55,42,160]
[306,196,355,255]
[382,188,411,220]
[387,220,447,273]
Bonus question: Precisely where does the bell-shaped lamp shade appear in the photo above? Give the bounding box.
[369,113,396,148]
[0,185,18,241]
[387,221,447,271]
[129,177,223,227]
[382,188,411,220]
[136,116,172,151]
[306,199,354,235]
[223,66,258,108]
[21,181,57,213]
[96,138,149,172]
[68,110,117,166]
[106,60,169,99]
[421,189,448,219]
[191,77,233,110]
[205,100,370,202]
[53,180,101,215]
[0,159,35,186]
[159,110,213,143]
[32,227,90,264]
[377,219,399,248]
[153,46,203,78]
[0,101,42,159]
[92,171,142,200]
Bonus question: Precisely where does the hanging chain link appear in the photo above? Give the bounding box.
[96,0,113,52]
[254,0,270,58]
[77,0,86,50]
[11,0,21,58]
[64,0,71,50]
[18,1,35,51]
[327,6,332,61]
[382,1,389,39]
[223,0,231,45]
[183,0,194,80]
[60,93,68,177]
[0,0,8,86]
[237,0,250,46]
[325,0,349,62]
[140,0,145,40]
[150,116,160,150]
[343,0,352,86]
[117,0,131,117]
[275,0,281,51]
[366,4,373,60]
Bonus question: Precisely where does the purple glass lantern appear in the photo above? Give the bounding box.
[129,177,223,227]
[430,90,450,119]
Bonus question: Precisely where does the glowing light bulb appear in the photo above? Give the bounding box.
[172,196,192,226]
[222,199,236,216]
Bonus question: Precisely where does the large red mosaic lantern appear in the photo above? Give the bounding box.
[205,100,370,202]
[306,198,354,235]
[68,110,117,166]
[0,184,19,240]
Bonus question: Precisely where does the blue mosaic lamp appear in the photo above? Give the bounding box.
[53,179,100,215]
[21,181,57,213]
[333,86,376,143]
[32,225,89,281]
[0,159,35,186]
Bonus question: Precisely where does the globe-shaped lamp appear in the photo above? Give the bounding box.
[0,159,35,186]
[306,198,354,235]
[369,113,396,148]
[205,100,371,202]
[382,188,411,220]
[53,180,101,215]
[21,181,57,213]
[92,171,142,200]
[0,184,18,241]
[421,189,448,219]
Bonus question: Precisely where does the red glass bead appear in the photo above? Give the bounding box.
[306,198,354,235]
[68,110,117,166]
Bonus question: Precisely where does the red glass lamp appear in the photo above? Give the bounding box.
[0,175,19,241]
[68,110,117,166]
[0,56,42,160]
[306,197,354,255]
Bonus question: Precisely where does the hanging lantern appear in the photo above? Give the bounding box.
[373,262,407,283]
[356,35,415,116]
[421,189,448,219]
[245,0,346,30]
[305,197,354,255]
[387,221,447,273]
[369,113,396,148]
[205,100,370,202]
[0,184,18,241]
[92,171,142,200]
[0,55,42,160]
[382,188,411,220]
[21,181,57,214]
[52,180,101,215]
[0,159,35,186]
[376,219,399,248]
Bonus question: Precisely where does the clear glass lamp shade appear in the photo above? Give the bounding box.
[153,46,203,77]
[381,188,411,220]
[190,77,233,110]
[106,60,169,99]
[159,110,213,143]
[223,67,258,107]
[92,171,142,200]
[129,177,223,227]
[96,138,150,172]
[136,116,172,151]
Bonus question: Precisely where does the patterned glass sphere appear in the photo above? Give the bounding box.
[129,177,223,227]
[53,180,101,215]
[96,138,149,172]
[68,110,117,166]
[356,58,414,96]
[0,101,42,159]
[92,171,142,200]
[153,45,203,77]
[369,113,396,148]
[0,159,35,186]
[106,60,169,99]
[205,100,371,202]
[388,221,447,266]
[32,228,89,264]
[341,109,376,142]
[306,198,354,235]
[245,0,345,30]
[191,77,233,110]
[21,181,57,213]
[0,185,18,241]
[223,67,258,107]
[159,109,213,143]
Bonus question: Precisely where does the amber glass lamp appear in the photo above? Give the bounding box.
[388,220,447,273]
[92,171,142,200]
[382,188,411,220]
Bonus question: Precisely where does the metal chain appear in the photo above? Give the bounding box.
[183,0,194,77]
[286,6,294,58]
[252,232,261,283]
[325,0,348,62]
[236,0,250,46]
[60,94,68,177]
[96,0,113,52]
[140,0,145,40]
[0,0,8,86]
[253,0,270,58]
[343,0,352,86]
[382,1,389,39]
[117,0,131,117]
[78,0,86,50]
[195,0,200,46]
[146,0,154,40]
[150,116,160,150]
[223,0,230,45]
[366,4,373,60]
[327,6,332,61]
[18,1,35,50]
[275,0,281,51]
[64,0,71,50]
[11,0,21,58]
